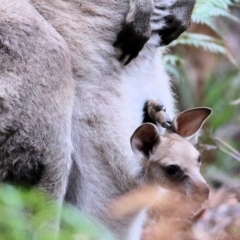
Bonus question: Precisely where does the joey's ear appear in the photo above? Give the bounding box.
[172,107,212,138]
[130,123,160,158]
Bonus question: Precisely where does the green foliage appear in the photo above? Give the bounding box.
[195,69,240,186]
[165,0,240,124]
[170,33,227,55]
[168,0,240,58]
[0,185,115,240]
[203,70,239,131]
[192,0,240,34]
[164,0,240,184]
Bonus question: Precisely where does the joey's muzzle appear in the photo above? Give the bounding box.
[160,112,172,129]
[194,183,210,203]
[186,172,210,203]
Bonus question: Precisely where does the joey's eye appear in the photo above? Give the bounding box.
[164,165,180,176]
[198,156,201,163]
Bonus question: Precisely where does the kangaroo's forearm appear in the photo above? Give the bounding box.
[127,0,154,23]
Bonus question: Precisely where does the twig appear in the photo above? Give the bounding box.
[213,137,240,162]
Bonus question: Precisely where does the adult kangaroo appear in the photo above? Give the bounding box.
[0,0,195,239]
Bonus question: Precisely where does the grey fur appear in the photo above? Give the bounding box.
[0,0,74,200]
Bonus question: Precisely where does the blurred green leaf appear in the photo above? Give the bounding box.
[0,185,115,240]
[165,0,240,184]
[203,70,239,131]
[170,33,227,55]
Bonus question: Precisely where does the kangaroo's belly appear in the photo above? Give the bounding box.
[30,0,175,236]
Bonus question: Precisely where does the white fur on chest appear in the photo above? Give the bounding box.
[121,47,176,134]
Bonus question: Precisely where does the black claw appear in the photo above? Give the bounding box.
[124,53,138,66]
[119,53,127,61]
[124,57,132,66]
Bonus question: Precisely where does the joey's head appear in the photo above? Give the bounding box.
[131,107,212,202]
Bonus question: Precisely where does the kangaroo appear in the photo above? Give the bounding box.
[131,105,211,199]
[106,105,212,240]
[0,0,196,238]
[115,0,196,64]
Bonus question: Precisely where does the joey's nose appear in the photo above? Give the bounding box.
[197,184,210,203]
[202,184,210,199]
[190,169,210,202]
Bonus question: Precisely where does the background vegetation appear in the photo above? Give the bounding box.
[0,185,114,240]
[165,0,240,188]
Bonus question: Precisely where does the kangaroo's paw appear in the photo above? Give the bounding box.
[157,13,189,46]
[152,0,196,46]
[114,21,151,65]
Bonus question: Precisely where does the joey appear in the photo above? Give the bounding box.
[131,107,212,201]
